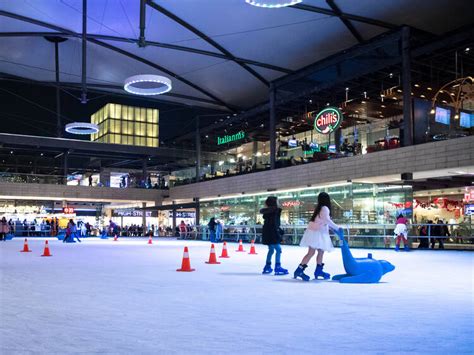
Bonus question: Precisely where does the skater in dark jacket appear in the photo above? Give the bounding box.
[260,196,288,275]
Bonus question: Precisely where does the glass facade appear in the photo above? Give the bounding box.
[90,103,159,147]
[199,182,413,226]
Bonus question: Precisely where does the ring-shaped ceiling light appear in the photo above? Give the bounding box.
[245,0,302,8]
[65,122,99,135]
[124,74,172,96]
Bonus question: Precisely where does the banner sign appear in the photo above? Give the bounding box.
[113,209,154,217]
[168,211,196,219]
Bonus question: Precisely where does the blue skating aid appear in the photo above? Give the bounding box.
[332,229,395,283]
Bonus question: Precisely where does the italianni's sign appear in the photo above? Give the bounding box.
[313,107,343,134]
[217,131,245,145]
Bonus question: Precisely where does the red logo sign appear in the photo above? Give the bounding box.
[220,205,231,212]
[281,201,301,208]
[314,107,343,134]
[63,207,75,214]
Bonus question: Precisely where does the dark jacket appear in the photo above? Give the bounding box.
[260,207,282,245]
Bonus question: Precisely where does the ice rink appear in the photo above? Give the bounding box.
[1,237,473,354]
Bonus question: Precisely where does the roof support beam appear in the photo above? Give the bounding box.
[290,3,396,30]
[81,0,87,104]
[139,0,146,47]
[146,0,270,87]
[0,32,293,74]
[0,10,237,112]
[326,0,364,43]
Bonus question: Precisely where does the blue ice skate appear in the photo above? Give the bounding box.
[274,264,288,275]
[293,264,310,281]
[314,263,330,280]
[262,263,273,274]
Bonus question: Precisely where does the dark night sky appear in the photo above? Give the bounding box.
[0,79,224,148]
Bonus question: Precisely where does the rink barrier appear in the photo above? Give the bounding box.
[190,223,474,250]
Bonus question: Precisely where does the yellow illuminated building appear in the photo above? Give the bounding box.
[90,103,159,147]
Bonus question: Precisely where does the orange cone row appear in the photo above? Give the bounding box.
[19,238,52,257]
[177,240,258,272]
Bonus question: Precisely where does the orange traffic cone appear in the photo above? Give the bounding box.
[236,239,245,252]
[148,235,153,244]
[248,240,258,255]
[219,241,230,258]
[20,238,32,253]
[41,240,52,257]
[177,246,195,272]
[113,234,118,241]
[205,244,221,264]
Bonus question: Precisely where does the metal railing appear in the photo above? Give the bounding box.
[181,223,474,250]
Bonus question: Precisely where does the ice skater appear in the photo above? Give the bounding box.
[261,196,288,275]
[393,214,409,251]
[294,192,341,281]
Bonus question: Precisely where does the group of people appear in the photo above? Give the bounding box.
[418,219,450,249]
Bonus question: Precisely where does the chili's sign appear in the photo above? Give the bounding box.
[312,107,343,134]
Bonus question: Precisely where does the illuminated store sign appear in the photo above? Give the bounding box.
[281,200,302,207]
[63,207,75,214]
[113,209,153,217]
[217,131,245,145]
[314,107,343,134]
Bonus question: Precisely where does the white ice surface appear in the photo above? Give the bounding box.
[1,238,473,354]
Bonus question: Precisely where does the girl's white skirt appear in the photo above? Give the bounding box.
[393,223,408,239]
[300,229,334,252]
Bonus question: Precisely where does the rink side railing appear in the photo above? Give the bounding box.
[184,223,474,250]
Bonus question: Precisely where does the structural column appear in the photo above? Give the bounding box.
[195,116,201,183]
[269,84,276,170]
[63,152,68,185]
[142,202,147,236]
[142,158,148,185]
[252,140,258,169]
[401,26,413,147]
[172,201,177,232]
[195,198,200,226]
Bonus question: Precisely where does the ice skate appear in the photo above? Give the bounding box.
[262,263,273,274]
[395,245,400,252]
[293,264,310,281]
[274,263,288,275]
[404,244,409,252]
[314,263,330,280]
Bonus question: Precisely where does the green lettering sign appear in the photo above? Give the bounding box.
[217,131,246,145]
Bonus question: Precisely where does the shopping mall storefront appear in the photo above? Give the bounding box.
[199,182,413,226]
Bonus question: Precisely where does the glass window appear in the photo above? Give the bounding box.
[153,110,159,124]
[147,137,153,147]
[152,124,158,137]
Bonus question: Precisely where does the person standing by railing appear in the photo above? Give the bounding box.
[0,217,8,241]
[394,214,409,251]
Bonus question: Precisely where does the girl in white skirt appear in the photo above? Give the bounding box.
[294,192,341,281]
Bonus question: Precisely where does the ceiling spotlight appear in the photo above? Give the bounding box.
[389,73,393,78]
[309,99,312,104]
[430,108,435,115]
[420,94,426,98]
[10,151,13,154]
[465,47,470,52]
[414,83,420,87]
[40,153,44,156]
[245,0,302,8]
[124,74,172,96]
[427,87,432,91]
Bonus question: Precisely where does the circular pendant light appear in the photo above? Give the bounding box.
[124,74,172,96]
[65,122,99,135]
[245,0,302,8]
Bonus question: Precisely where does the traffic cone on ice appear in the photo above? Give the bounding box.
[177,246,195,272]
[113,234,118,241]
[205,244,221,264]
[248,240,258,255]
[41,240,52,257]
[236,239,245,252]
[148,235,153,244]
[20,238,32,253]
[219,241,230,258]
